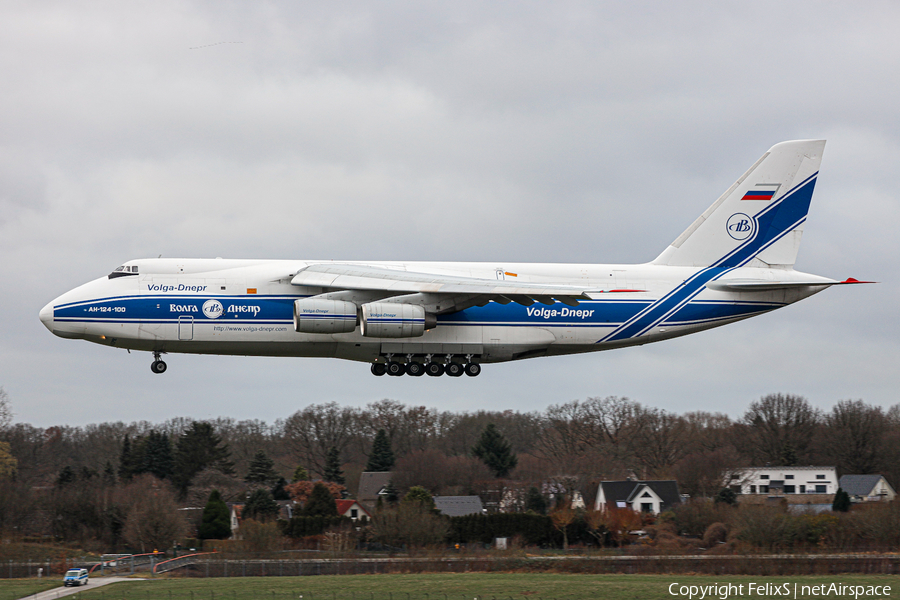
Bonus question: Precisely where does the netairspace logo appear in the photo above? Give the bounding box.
[667,582,892,600]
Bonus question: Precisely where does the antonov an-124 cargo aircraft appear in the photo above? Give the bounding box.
[40,140,869,377]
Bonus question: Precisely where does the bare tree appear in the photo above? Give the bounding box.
[535,400,590,462]
[738,394,819,465]
[121,475,187,553]
[673,446,744,499]
[282,403,360,477]
[550,501,577,550]
[582,396,642,450]
[820,400,887,474]
[682,411,733,453]
[630,407,690,478]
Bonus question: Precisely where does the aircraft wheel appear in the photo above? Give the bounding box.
[406,362,424,377]
[371,363,386,376]
[425,362,444,377]
[151,360,167,374]
[386,362,404,376]
[464,363,481,377]
[445,362,463,377]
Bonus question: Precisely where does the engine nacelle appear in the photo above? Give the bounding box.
[293,299,358,334]
[360,302,436,338]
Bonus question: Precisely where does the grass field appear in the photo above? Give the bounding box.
[0,579,64,600]
[3,573,893,600]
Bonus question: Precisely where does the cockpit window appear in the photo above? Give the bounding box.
[108,265,139,279]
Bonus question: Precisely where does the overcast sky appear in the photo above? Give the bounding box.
[2,1,898,428]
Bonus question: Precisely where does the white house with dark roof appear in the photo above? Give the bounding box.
[839,475,896,502]
[594,480,681,515]
[727,466,837,496]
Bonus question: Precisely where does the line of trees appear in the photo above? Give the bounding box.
[0,387,897,550]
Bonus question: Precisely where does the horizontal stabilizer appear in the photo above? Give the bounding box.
[707,277,875,292]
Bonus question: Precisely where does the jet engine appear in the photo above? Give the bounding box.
[293,299,358,334]
[360,302,437,338]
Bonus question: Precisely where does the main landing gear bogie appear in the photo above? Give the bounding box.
[371,355,481,377]
[150,351,167,374]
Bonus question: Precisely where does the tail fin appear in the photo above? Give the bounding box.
[653,140,826,268]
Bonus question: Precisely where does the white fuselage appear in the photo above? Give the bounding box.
[40,258,827,365]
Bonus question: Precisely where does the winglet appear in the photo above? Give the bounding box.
[840,278,877,284]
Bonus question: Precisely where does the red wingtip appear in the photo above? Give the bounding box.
[841,278,876,284]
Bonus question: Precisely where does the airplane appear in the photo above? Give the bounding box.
[40,140,869,377]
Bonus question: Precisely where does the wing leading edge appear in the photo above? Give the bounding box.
[290,262,598,308]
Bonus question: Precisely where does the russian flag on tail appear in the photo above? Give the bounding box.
[742,184,780,200]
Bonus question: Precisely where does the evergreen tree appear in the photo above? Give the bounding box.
[779,442,799,467]
[242,488,280,522]
[172,422,235,495]
[383,479,399,505]
[365,429,395,472]
[303,482,338,517]
[403,486,435,510]
[292,465,309,482]
[119,435,142,481]
[245,450,279,486]
[525,486,548,515]
[56,465,76,487]
[714,487,737,505]
[832,487,852,512]
[323,446,345,485]
[198,489,232,540]
[140,430,174,480]
[102,461,117,486]
[471,423,518,478]
[271,477,290,501]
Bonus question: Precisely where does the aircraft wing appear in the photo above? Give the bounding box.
[290,263,596,306]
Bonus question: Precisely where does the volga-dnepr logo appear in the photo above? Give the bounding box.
[726,213,755,241]
[202,299,224,319]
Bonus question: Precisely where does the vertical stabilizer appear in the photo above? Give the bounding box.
[653,140,826,268]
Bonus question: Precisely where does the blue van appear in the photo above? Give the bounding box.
[63,568,89,586]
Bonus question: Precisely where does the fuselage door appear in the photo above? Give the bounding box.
[178,316,193,340]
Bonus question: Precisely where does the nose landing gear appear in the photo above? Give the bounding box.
[150,352,167,374]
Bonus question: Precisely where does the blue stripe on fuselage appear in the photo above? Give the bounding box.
[439,300,652,327]
[53,294,782,333]
[54,295,296,322]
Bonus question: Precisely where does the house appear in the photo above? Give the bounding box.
[434,495,485,517]
[335,499,371,520]
[839,475,897,503]
[229,503,243,538]
[357,471,393,510]
[727,466,838,496]
[594,480,681,515]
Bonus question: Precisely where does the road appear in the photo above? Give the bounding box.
[19,576,144,600]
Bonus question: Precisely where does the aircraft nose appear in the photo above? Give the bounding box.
[39,301,55,332]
